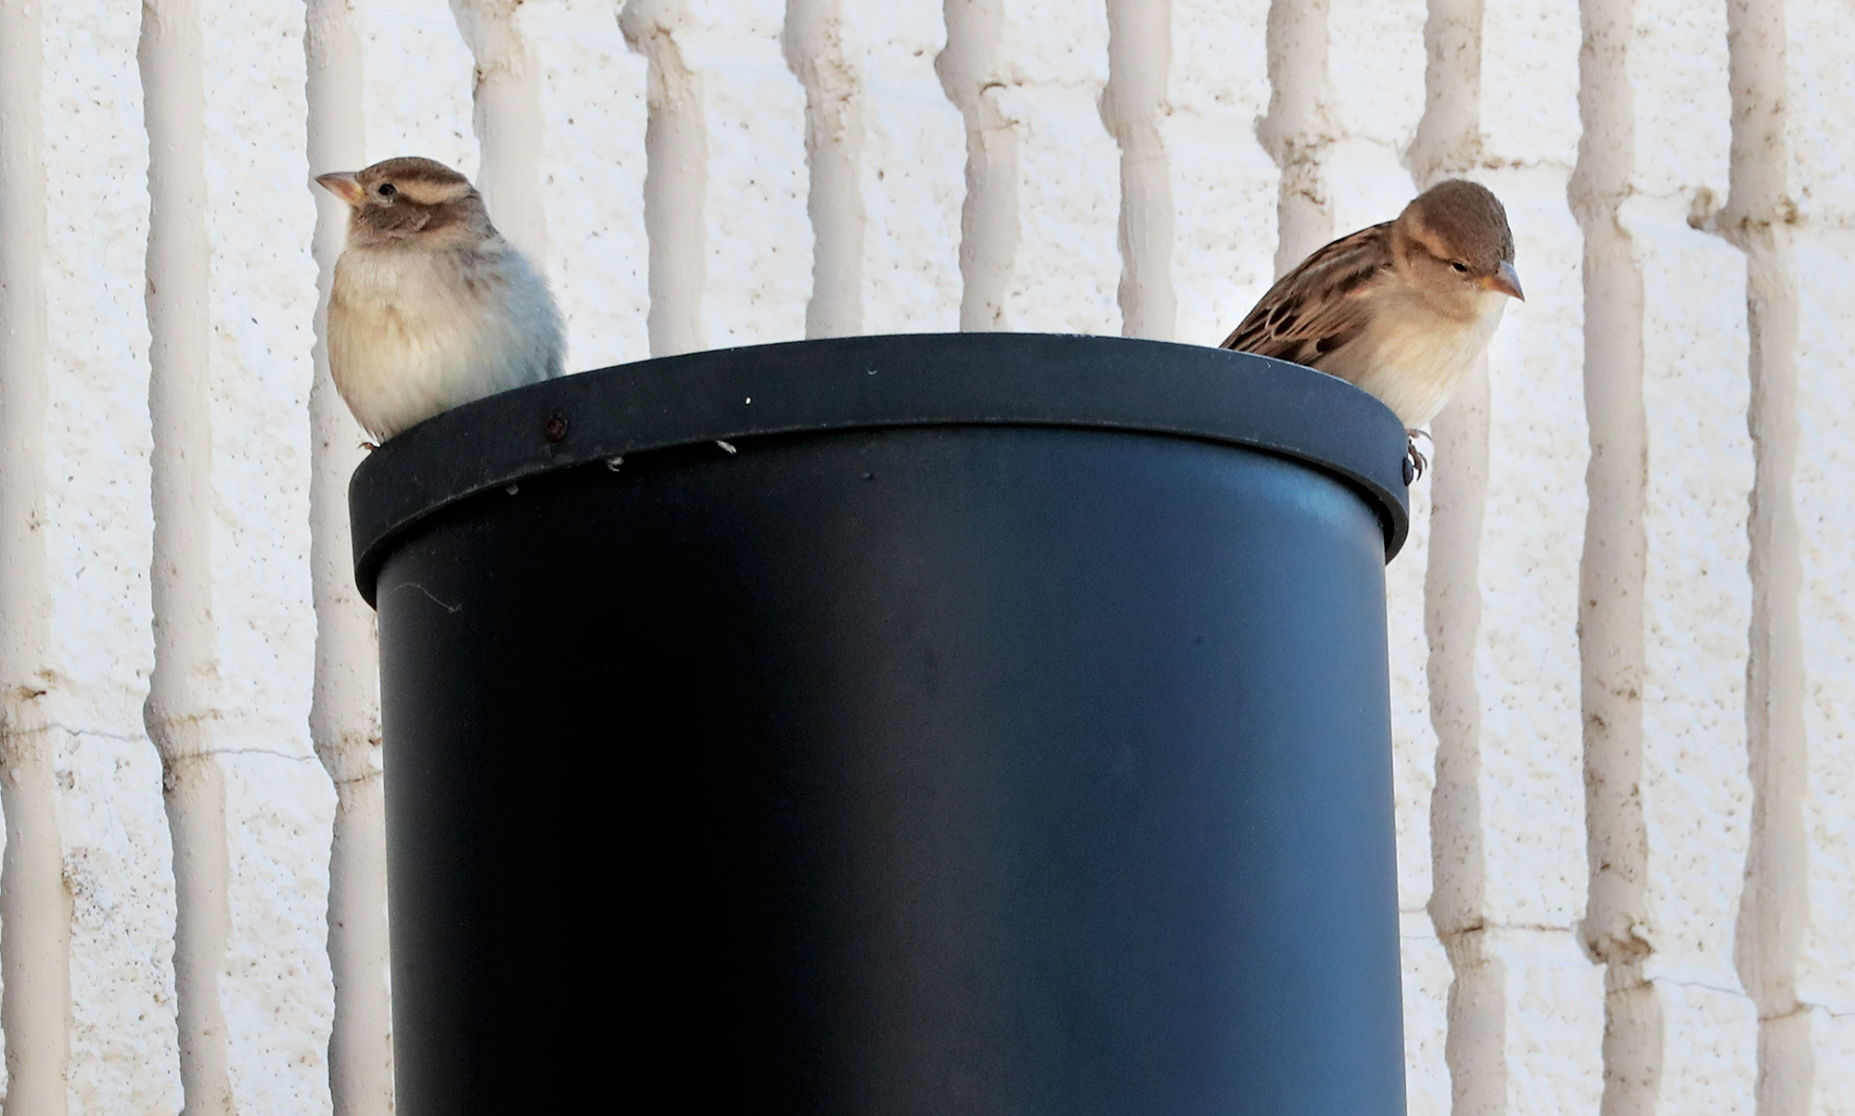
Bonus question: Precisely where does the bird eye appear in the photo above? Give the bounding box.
[377,183,398,200]
[1449,260,1469,274]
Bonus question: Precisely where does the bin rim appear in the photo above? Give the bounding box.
[348,332,1412,604]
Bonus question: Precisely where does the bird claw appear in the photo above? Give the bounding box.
[1404,431,1429,484]
[359,440,378,452]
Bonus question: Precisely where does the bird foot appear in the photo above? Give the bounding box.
[1404,430,1430,485]
[359,440,378,452]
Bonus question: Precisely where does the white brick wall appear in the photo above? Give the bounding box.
[0,0,1846,1111]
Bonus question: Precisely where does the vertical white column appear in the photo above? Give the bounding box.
[143,0,338,1108]
[33,0,177,1110]
[783,0,867,338]
[1411,0,1606,1112]
[619,0,708,356]
[1256,0,1333,271]
[1785,0,1855,1108]
[783,0,965,340]
[1570,1,1658,1110]
[305,2,393,1113]
[140,0,235,1109]
[1720,1,1811,1114]
[622,0,809,355]
[1577,0,1758,1110]
[451,0,549,260]
[1407,6,1504,1110]
[1101,0,1174,340]
[937,0,1015,331]
[0,0,69,1108]
[938,0,1118,333]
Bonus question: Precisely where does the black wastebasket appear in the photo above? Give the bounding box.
[350,333,1412,1114]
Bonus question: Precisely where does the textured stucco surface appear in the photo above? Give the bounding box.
[1,0,1851,1112]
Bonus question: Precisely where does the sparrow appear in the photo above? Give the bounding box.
[1220,179,1523,481]
[315,156,564,444]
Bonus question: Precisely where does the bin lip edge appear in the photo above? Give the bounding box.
[348,332,1411,605]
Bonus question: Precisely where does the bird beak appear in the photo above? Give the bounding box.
[1482,260,1524,301]
[314,171,364,208]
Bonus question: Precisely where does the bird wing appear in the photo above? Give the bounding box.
[1219,221,1396,367]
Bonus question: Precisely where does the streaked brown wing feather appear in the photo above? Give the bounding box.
[1219,221,1395,367]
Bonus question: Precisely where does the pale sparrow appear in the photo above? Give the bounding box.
[315,156,564,444]
[1220,179,1522,480]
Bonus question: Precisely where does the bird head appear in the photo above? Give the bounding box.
[1390,179,1523,314]
[315,156,493,249]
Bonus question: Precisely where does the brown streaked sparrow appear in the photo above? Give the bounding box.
[1220,179,1523,481]
[315,156,564,444]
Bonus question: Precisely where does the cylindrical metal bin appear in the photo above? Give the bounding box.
[350,333,1413,1115]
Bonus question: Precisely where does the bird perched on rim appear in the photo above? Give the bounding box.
[1219,179,1522,481]
[315,156,564,445]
